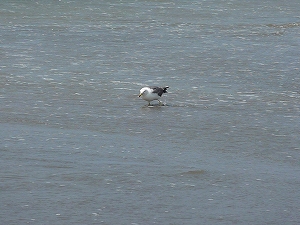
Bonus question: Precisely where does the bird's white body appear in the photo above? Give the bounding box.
[138,86,169,105]
[139,87,160,102]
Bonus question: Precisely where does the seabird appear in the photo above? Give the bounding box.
[138,86,169,106]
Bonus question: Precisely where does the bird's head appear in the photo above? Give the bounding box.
[138,88,147,97]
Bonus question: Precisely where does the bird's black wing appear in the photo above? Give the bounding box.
[149,86,164,96]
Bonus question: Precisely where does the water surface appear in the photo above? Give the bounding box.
[1,0,299,224]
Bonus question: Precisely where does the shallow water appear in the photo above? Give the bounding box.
[1,0,300,224]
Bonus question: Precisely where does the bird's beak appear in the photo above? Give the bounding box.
[138,93,142,97]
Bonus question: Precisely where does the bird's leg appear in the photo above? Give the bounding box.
[158,100,162,105]
[148,101,151,106]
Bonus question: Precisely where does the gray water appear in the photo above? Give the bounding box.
[1,0,300,224]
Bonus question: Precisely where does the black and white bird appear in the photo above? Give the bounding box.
[138,86,169,106]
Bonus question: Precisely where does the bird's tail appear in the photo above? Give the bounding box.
[163,86,169,93]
